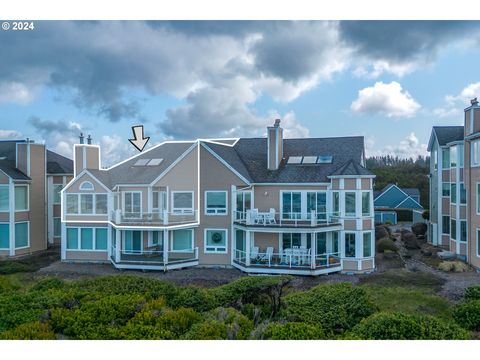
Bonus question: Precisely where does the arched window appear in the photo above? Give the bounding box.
[79,181,94,191]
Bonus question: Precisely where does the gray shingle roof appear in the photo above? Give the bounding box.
[0,141,30,181]
[0,160,30,181]
[433,126,464,146]
[202,142,252,183]
[230,136,370,183]
[87,142,195,188]
[47,150,73,174]
[329,159,373,177]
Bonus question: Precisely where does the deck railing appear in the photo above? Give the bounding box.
[111,247,199,265]
[234,210,341,227]
[111,209,198,226]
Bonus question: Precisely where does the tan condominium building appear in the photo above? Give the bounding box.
[61,120,376,275]
[0,140,73,257]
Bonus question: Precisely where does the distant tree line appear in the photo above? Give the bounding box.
[366,155,430,208]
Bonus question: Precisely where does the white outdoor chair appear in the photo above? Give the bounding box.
[265,208,276,224]
[259,247,274,265]
[252,209,261,224]
[282,248,292,265]
[250,246,260,262]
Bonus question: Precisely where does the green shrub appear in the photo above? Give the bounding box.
[258,322,325,340]
[71,276,177,301]
[183,320,228,340]
[0,322,56,340]
[464,286,480,301]
[350,312,469,340]
[0,260,37,275]
[0,276,19,293]
[212,276,292,316]
[50,294,145,339]
[384,220,393,226]
[377,238,397,253]
[30,277,65,292]
[169,285,217,312]
[453,300,480,331]
[282,283,376,334]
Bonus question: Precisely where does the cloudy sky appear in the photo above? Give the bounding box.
[1,20,480,166]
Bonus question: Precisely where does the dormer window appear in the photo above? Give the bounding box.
[79,181,94,191]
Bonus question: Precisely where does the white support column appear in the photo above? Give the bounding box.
[163,229,169,264]
[107,225,112,258]
[8,179,14,256]
[245,230,251,266]
[61,222,66,260]
[310,232,316,269]
[115,229,121,263]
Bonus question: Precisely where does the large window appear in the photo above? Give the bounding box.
[80,194,93,214]
[14,185,28,211]
[205,191,227,215]
[172,192,193,214]
[345,233,356,258]
[0,186,8,211]
[442,215,450,235]
[345,192,356,217]
[451,219,457,240]
[363,232,372,257]
[316,233,326,255]
[53,184,63,204]
[172,229,193,252]
[460,183,467,204]
[14,222,28,248]
[442,183,450,197]
[332,192,339,214]
[450,146,457,168]
[331,232,339,254]
[148,231,163,249]
[66,194,79,214]
[53,218,61,237]
[442,148,450,169]
[460,221,467,242]
[451,183,457,204]
[362,192,371,216]
[204,229,227,253]
[236,191,251,220]
[282,233,305,249]
[0,223,9,249]
[152,191,167,212]
[66,227,108,250]
[95,194,108,214]
[282,192,301,219]
[124,192,141,215]
[472,140,480,167]
[307,191,327,219]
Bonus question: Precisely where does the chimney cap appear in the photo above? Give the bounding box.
[87,134,92,145]
[274,119,281,127]
[79,133,84,144]
[471,98,479,106]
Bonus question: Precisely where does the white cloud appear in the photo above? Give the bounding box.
[353,60,418,79]
[351,81,421,118]
[0,129,23,139]
[0,82,35,105]
[366,132,428,159]
[433,82,480,120]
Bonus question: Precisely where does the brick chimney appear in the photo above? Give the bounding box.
[267,119,283,170]
[465,98,480,136]
[74,134,100,176]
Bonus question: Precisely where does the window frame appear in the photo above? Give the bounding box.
[441,182,450,198]
[345,192,356,217]
[460,220,467,243]
[442,148,450,169]
[204,191,228,215]
[204,228,228,254]
[477,228,480,258]
[123,191,142,217]
[442,215,450,235]
[65,193,109,215]
[0,185,9,212]
[171,191,194,214]
[170,228,194,252]
[361,191,371,217]
[472,140,480,167]
[79,181,94,191]
[362,232,372,258]
[0,222,9,249]
[65,226,108,251]
[53,184,63,205]
[450,183,457,204]
[477,182,480,215]
[344,232,356,258]
[451,219,457,240]
[14,221,29,249]
[53,217,61,237]
[14,185,29,212]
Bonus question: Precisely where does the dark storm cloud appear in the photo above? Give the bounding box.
[339,21,480,62]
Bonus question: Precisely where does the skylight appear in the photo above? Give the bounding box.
[317,155,333,164]
[133,158,150,166]
[287,156,302,164]
[302,156,317,164]
[147,158,163,166]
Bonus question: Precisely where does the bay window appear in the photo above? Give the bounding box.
[345,233,356,258]
[0,185,8,211]
[66,194,79,214]
[362,192,371,216]
[333,192,339,214]
[450,146,457,168]
[363,232,372,257]
[66,227,108,251]
[66,193,109,215]
[345,192,356,217]
[95,194,108,214]
[205,191,227,215]
[80,194,93,214]
[442,148,450,169]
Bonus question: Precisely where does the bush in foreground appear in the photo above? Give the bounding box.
[350,312,469,340]
[282,283,377,334]
[0,322,56,340]
[453,300,480,331]
[256,322,325,340]
[376,238,397,253]
[464,285,480,301]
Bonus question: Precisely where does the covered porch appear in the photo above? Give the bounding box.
[110,226,198,270]
[232,226,343,275]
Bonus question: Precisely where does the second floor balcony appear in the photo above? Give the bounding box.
[111,209,198,226]
[234,210,341,228]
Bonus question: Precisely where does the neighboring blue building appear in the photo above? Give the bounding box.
[374,184,424,224]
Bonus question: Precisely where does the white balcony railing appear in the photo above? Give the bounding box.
[111,247,199,265]
[234,210,341,227]
[111,209,198,226]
